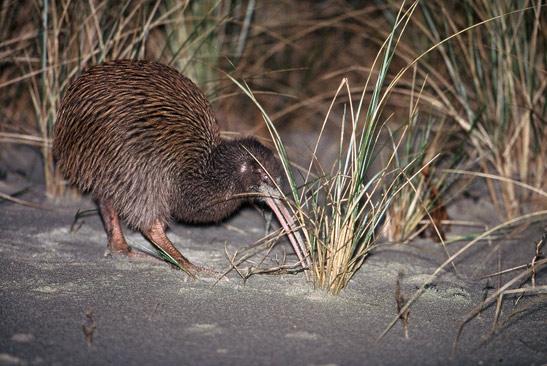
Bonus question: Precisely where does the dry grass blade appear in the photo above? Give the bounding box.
[222,224,298,280]
[0,191,53,210]
[377,209,547,343]
[451,257,547,356]
[492,286,547,333]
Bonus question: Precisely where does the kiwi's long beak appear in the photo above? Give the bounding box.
[263,192,311,274]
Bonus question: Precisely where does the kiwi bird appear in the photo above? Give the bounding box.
[53,59,309,277]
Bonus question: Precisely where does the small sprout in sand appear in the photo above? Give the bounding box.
[147,302,161,321]
[70,209,98,233]
[82,309,96,347]
[395,270,410,339]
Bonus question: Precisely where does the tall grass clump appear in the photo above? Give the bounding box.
[231,1,425,294]
[385,0,546,219]
[382,114,464,243]
[159,0,256,92]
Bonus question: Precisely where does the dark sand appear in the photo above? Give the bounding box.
[1,174,546,366]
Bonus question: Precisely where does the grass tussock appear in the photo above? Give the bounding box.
[383,0,546,219]
[382,111,464,243]
[230,2,426,294]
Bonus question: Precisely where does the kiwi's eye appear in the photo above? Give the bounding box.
[259,168,275,186]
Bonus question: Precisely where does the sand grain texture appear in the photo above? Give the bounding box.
[1,177,546,365]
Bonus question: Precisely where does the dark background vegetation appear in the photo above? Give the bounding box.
[1,0,544,216]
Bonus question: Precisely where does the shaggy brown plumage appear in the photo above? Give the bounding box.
[53,59,308,277]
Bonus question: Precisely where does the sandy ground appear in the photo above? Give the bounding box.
[1,173,546,366]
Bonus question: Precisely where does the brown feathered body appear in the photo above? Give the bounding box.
[53,60,281,231]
